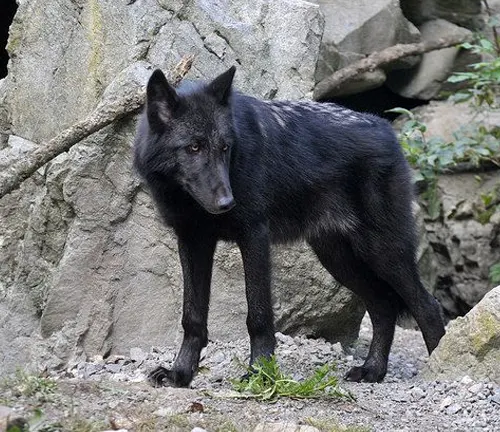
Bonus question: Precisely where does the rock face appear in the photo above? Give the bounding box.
[0,0,366,375]
[430,173,500,316]
[400,0,483,29]
[313,0,420,96]
[394,101,500,317]
[425,286,500,381]
[386,19,473,100]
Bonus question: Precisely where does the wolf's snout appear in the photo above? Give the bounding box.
[216,195,235,212]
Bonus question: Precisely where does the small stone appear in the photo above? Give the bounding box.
[0,406,13,431]
[410,387,426,401]
[89,354,104,363]
[87,362,105,375]
[130,347,148,363]
[211,351,226,364]
[490,390,500,405]
[154,407,175,417]
[331,342,343,355]
[446,403,461,415]
[392,393,410,403]
[191,428,208,432]
[105,363,122,373]
[106,354,126,363]
[468,383,483,395]
[440,396,454,409]
[460,376,473,386]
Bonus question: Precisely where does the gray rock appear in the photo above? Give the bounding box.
[130,347,148,363]
[386,19,473,100]
[313,0,420,86]
[440,396,453,409]
[468,383,484,395]
[400,0,483,29]
[0,406,13,431]
[425,286,500,381]
[446,403,462,415]
[394,101,500,316]
[410,386,426,401]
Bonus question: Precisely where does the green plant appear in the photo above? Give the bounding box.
[490,263,500,284]
[231,356,353,402]
[1,370,57,402]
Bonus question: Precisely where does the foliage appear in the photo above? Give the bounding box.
[490,263,500,284]
[389,22,500,219]
[231,355,353,402]
[447,36,500,109]
[389,109,499,180]
[1,370,57,402]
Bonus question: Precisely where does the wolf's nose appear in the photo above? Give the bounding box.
[216,196,235,212]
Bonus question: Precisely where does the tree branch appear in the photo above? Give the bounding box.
[0,55,194,199]
[313,35,472,101]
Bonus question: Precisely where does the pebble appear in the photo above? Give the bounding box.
[130,347,148,363]
[105,363,122,373]
[410,386,426,401]
[468,383,483,394]
[461,376,474,386]
[440,396,453,409]
[446,403,462,415]
[491,390,500,405]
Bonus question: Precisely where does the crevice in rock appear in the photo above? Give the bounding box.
[0,0,17,79]
[326,84,428,120]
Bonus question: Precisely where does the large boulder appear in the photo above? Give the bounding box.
[427,172,500,316]
[425,286,500,381]
[386,19,473,100]
[400,0,483,29]
[312,0,421,96]
[0,0,366,375]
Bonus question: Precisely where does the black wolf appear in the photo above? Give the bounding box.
[133,66,445,387]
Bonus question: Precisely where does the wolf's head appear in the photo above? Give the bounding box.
[144,66,237,215]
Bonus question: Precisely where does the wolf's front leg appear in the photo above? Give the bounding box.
[238,223,276,366]
[149,231,216,387]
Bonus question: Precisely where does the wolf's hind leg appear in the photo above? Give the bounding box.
[361,245,445,355]
[309,235,399,382]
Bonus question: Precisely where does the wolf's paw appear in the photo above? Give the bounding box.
[344,365,386,383]
[148,366,193,388]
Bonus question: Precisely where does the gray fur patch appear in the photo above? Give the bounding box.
[264,99,374,126]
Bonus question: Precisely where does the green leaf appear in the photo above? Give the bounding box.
[480,38,495,52]
[386,107,414,117]
[491,263,500,284]
[231,356,354,402]
[447,74,473,83]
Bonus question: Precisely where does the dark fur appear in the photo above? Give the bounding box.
[134,66,445,387]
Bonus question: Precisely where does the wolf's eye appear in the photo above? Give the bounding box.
[188,144,200,153]
[222,145,229,152]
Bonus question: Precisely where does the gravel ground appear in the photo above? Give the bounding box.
[2,314,499,431]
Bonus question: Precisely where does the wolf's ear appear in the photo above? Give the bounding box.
[146,69,179,130]
[207,66,236,105]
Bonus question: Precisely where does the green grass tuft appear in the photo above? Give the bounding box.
[231,355,354,402]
